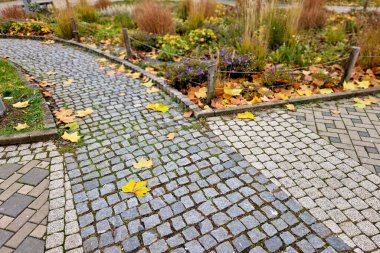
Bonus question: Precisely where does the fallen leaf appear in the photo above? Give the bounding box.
[331,110,341,115]
[121,179,150,197]
[12,101,29,108]
[247,96,261,104]
[236,111,255,120]
[96,58,108,63]
[42,40,55,44]
[76,108,94,117]
[127,72,142,79]
[63,79,75,85]
[356,80,370,89]
[343,81,356,90]
[62,131,81,142]
[366,96,379,103]
[118,92,126,96]
[117,65,126,73]
[54,108,75,124]
[142,80,154,88]
[39,81,55,88]
[133,158,153,169]
[195,87,207,99]
[42,90,52,97]
[286,104,296,111]
[353,97,372,108]
[64,121,79,131]
[320,88,334,94]
[46,71,56,75]
[297,90,313,96]
[224,87,242,96]
[167,133,176,140]
[183,111,193,118]
[147,87,160,94]
[146,103,169,113]
[274,93,289,100]
[14,123,29,131]
[106,70,115,76]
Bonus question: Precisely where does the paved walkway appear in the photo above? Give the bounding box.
[0,39,349,253]
[288,97,380,174]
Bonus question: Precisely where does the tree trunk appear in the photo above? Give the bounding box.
[363,0,369,11]
[22,0,31,13]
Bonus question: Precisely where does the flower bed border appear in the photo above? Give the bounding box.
[1,34,380,120]
[0,59,57,145]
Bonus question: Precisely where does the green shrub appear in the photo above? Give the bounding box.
[130,30,158,52]
[325,25,345,45]
[114,13,135,29]
[270,44,306,66]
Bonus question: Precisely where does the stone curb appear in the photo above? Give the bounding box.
[0,59,58,146]
[194,86,380,118]
[2,35,380,120]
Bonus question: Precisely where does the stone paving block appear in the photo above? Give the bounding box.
[0,193,35,217]
[13,236,44,253]
[17,168,49,186]
[0,164,22,180]
[0,229,14,247]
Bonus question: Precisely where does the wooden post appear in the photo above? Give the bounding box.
[0,98,5,117]
[363,0,369,11]
[71,17,80,42]
[206,61,217,105]
[122,28,133,59]
[22,0,31,13]
[340,46,360,84]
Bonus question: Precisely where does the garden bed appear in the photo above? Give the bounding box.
[0,0,379,113]
[0,58,57,144]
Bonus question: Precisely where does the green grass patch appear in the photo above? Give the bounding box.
[0,59,45,135]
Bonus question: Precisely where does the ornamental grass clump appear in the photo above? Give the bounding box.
[299,0,327,29]
[0,6,26,20]
[95,0,111,10]
[76,0,98,22]
[133,0,175,35]
[55,7,75,39]
[358,13,380,69]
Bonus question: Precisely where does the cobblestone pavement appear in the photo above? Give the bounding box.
[0,39,351,252]
[208,110,380,252]
[287,96,380,173]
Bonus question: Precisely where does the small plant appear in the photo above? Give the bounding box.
[0,6,26,20]
[183,0,216,29]
[114,13,135,29]
[76,0,98,23]
[165,60,210,90]
[95,0,111,9]
[188,29,217,48]
[300,0,327,29]
[133,0,175,35]
[157,34,189,55]
[130,30,158,52]
[325,25,346,45]
[262,69,293,87]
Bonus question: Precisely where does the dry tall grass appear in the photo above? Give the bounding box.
[299,0,327,29]
[55,7,75,39]
[0,6,26,20]
[95,0,111,9]
[180,0,216,28]
[358,14,380,68]
[76,0,98,22]
[133,0,175,35]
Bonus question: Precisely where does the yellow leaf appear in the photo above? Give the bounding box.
[133,158,153,169]
[224,87,242,96]
[127,72,142,79]
[353,97,372,108]
[195,87,207,99]
[122,179,151,197]
[142,80,154,88]
[62,131,81,143]
[343,81,356,90]
[42,40,55,44]
[96,58,108,63]
[64,121,79,131]
[12,101,29,108]
[63,79,74,85]
[14,123,29,131]
[286,104,296,111]
[320,88,334,94]
[146,103,170,113]
[76,108,94,117]
[275,93,289,100]
[117,65,126,73]
[236,111,255,120]
[147,87,160,94]
[167,133,176,140]
[356,80,370,89]
[331,110,341,115]
[365,96,378,104]
[247,96,261,104]
[297,90,313,96]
